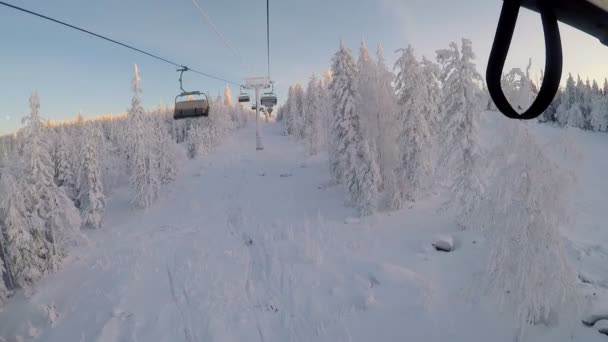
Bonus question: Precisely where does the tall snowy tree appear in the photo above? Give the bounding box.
[328,42,358,183]
[393,46,433,204]
[356,39,377,142]
[0,254,8,305]
[556,74,576,126]
[0,175,46,288]
[22,92,81,272]
[436,39,485,228]
[329,42,380,215]
[78,123,105,229]
[283,86,296,135]
[127,65,160,208]
[420,56,442,137]
[224,85,232,107]
[590,91,608,131]
[153,115,178,185]
[293,84,306,139]
[304,74,322,155]
[54,127,77,201]
[374,44,399,187]
[481,120,576,336]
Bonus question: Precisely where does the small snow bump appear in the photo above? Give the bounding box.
[432,234,455,252]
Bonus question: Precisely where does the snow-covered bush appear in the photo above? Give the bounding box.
[481,120,576,335]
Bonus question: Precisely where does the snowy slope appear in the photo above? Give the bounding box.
[0,117,607,342]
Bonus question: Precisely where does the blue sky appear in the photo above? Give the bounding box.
[1,0,608,135]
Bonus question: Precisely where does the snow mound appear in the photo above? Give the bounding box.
[432,234,455,252]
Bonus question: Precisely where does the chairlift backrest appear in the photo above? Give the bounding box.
[238,94,250,103]
[238,85,251,103]
[174,93,209,120]
[173,68,210,120]
[260,93,277,107]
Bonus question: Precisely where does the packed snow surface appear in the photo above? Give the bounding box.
[1,118,608,341]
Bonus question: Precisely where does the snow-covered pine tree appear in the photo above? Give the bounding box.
[590,90,608,131]
[22,92,82,272]
[54,127,77,201]
[566,76,587,128]
[356,39,377,143]
[293,84,306,139]
[556,74,576,126]
[420,56,442,139]
[0,175,46,288]
[393,45,432,204]
[304,73,322,155]
[127,65,161,208]
[78,123,105,229]
[224,85,232,107]
[374,43,399,186]
[187,119,212,159]
[328,41,358,183]
[329,41,380,215]
[501,60,535,113]
[592,79,600,95]
[0,254,8,305]
[153,115,177,184]
[283,86,296,135]
[318,74,333,151]
[436,39,485,229]
[481,120,576,336]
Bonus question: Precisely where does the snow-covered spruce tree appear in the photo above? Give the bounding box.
[556,74,576,126]
[501,59,536,114]
[590,89,608,131]
[1,175,46,288]
[329,41,380,215]
[393,46,433,204]
[356,39,377,143]
[420,56,442,139]
[304,73,322,155]
[482,120,576,336]
[293,84,306,139]
[318,73,333,151]
[78,123,105,229]
[23,92,82,272]
[54,127,77,201]
[0,254,8,305]
[283,86,296,135]
[152,115,177,185]
[187,118,212,159]
[374,44,399,196]
[328,42,358,183]
[224,85,232,107]
[436,39,485,229]
[127,65,161,208]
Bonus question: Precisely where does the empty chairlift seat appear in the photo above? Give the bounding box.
[174,92,210,120]
[260,93,277,107]
[238,85,251,103]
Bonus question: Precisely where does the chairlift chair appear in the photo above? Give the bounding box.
[260,81,278,107]
[173,67,210,120]
[238,85,251,103]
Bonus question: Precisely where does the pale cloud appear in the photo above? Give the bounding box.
[4,115,10,121]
